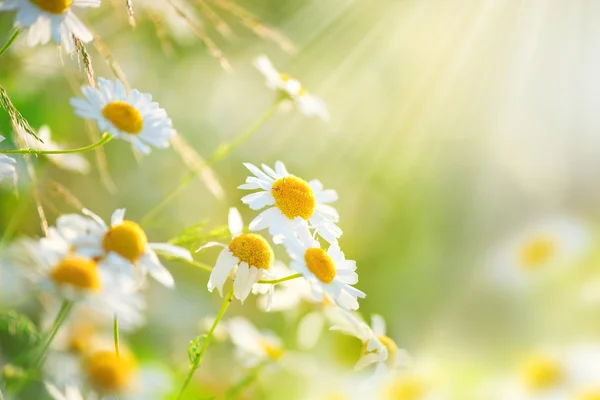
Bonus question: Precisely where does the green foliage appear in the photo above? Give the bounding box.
[0,311,41,360]
[168,222,230,253]
[0,84,42,143]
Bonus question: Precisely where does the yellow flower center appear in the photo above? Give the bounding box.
[228,233,273,270]
[521,354,562,391]
[101,101,143,134]
[378,335,399,367]
[387,376,426,400]
[261,340,284,361]
[304,248,336,284]
[103,221,148,263]
[271,176,316,220]
[50,257,100,291]
[30,0,72,14]
[519,236,557,270]
[279,73,307,96]
[578,390,600,400]
[85,350,136,394]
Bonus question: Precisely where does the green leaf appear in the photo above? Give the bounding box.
[187,335,207,364]
[168,221,231,252]
[0,311,41,359]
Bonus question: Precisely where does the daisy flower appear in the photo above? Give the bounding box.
[254,55,329,121]
[17,228,144,323]
[0,136,17,183]
[47,344,172,399]
[46,384,84,400]
[70,78,175,154]
[227,316,285,368]
[17,125,90,173]
[63,208,191,288]
[283,224,365,310]
[496,344,600,400]
[0,0,99,53]
[198,208,276,303]
[331,311,407,372]
[253,260,314,312]
[490,217,590,288]
[240,161,342,244]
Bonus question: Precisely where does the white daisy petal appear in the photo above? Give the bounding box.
[148,243,192,261]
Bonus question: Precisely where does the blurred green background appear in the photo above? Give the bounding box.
[2,0,600,398]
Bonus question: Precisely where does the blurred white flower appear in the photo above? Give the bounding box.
[254,55,329,121]
[0,136,17,183]
[45,384,84,400]
[283,224,365,311]
[19,126,90,173]
[198,207,275,304]
[378,367,447,400]
[227,316,285,368]
[70,78,175,154]
[0,0,99,53]
[63,208,191,288]
[50,343,172,399]
[331,311,408,372]
[496,344,600,400]
[13,229,144,324]
[240,161,342,244]
[490,217,590,288]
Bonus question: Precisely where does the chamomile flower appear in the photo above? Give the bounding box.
[283,225,365,310]
[253,260,314,312]
[0,136,17,183]
[490,217,590,288]
[254,55,329,121]
[497,344,600,400]
[45,384,84,400]
[240,161,342,244]
[0,0,99,53]
[70,78,175,154]
[227,316,285,368]
[65,208,191,288]
[331,311,407,372]
[19,228,143,322]
[199,208,276,303]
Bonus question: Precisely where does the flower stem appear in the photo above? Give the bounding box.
[0,29,21,58]
[113,314,120,358]
[176,288,234,400]
[257,273,302,285]
[224,361,267,399]
[0,133,112,155]
[34,300,73,369]
[140,101,281,226]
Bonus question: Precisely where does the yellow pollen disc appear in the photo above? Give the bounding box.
[388,376,426,400]
[228,233,273,270]
[521,355,562,391]
[30,0,72,14]
[50,257,100,291]
[261,341,284,361]
[101,101,143,134]
[103,221,148,263]
[304,248,336,284]
[85,350,136,394]
[378,335,399,367]
[519,236,557,270]
[279,73,307,96]
[271,176,316,220]
[578,390,600,400]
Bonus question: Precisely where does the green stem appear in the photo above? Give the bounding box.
[257,273,302,285]
[0,29,21,58]
[113,314,120,358]
[34,300,73,369]
[140,101,281,226]
[0,134,112,155]
[176,288,234,400]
